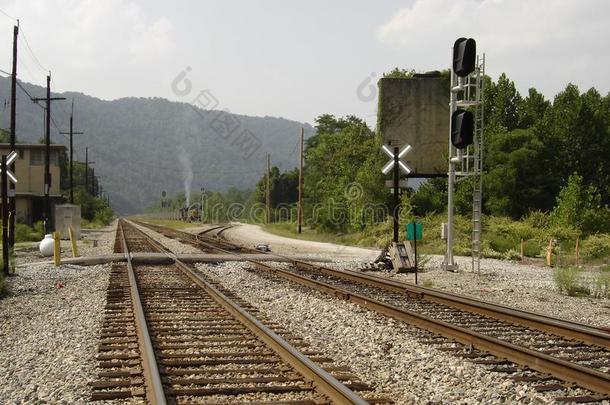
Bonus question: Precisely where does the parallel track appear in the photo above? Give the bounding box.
[134,220,610,401]
[91,219,388,404]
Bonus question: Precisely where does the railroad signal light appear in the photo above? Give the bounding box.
[453,38,476,77]
[451,109,474,149]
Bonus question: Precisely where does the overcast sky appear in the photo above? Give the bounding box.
[0,0,608,127]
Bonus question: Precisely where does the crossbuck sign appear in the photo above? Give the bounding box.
[381,144,412,175]
[3,151,18,184]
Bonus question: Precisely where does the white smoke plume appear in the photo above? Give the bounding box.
[177,147,193,207]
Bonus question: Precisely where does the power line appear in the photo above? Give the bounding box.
[18,27,47,74]
[0,7,17,21]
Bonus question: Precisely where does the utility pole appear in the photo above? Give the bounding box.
[32,73,65,233]
[85,147,88,193]
[8,23,18,250]
[297,128,304,234]
[2,156,8,276]
[60,100,83,204]
[91,167,95,195]
[266,154,271,224]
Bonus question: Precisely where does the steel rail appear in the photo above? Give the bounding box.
[291,261,610,348]
[132,220,610,395]
[122,219,369,405]
[137,220,610,347]
[248,260,610,395]
[117,221,167,405]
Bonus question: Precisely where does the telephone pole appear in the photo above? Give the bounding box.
[85,147,88,193]
[32,73,65,233]
[8,23,18,249]
[297,128,304,234]
[91,168,95,195]
[266,154,271,224]
[60,100,83,204]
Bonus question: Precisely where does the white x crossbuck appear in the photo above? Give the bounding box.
[381,144,412,175]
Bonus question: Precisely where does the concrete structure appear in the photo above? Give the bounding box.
[377,75,449,175]
[0,143,67,225]
[55,204,81,240]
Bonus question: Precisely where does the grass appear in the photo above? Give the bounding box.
[553,267,591,297]
[593,265,610,298]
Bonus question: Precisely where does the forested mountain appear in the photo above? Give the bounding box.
[0,76,314,214]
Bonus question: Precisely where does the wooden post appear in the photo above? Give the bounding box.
[69,226,79,258]
[520,238,524,261]
[53,231,61,266]
[575,236,580,267]
[546,239,553,267]
[297,128,304,233]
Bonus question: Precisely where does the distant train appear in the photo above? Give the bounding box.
[179,206,201,222]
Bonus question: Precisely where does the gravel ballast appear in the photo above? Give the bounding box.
[378,255,610,328]
[0,263,110,404]
[197,261,590,404]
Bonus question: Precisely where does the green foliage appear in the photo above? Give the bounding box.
[74,188,114,225]
[484,128,549,217]
[580,234,610,260]
[550,173,610,234]
[301,114,387,233]
[523,239,541,257]
[382,68,415,79]
[553,267,590,297]
[411,178,446,216]
[0,128,9,143]
[14,222,44,242]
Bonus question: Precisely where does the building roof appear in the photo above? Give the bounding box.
[0,143,67,151]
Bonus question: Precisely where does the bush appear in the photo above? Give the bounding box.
[580,234,610,261]
[14,222,44,242]
[523,239,541,257]
[489,234,516,253]
[553,267,590,297]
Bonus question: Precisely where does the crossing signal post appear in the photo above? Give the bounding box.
[381,144,412,243]
[2,152,18,275]
[443,37,485,273]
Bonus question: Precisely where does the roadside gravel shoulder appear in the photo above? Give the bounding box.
[0,220,117,403]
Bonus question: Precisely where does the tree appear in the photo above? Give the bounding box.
[484,128,548,217]
[484,73,522,132]
[550,173,610,234]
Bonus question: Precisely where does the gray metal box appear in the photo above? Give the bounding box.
[55,204,81,240]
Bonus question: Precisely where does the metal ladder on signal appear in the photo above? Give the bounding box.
[471,55,485,273]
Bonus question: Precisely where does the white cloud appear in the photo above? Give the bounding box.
[0,0,174,93]
[377,0,610,99]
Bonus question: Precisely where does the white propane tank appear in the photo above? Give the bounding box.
[39,234,55,257]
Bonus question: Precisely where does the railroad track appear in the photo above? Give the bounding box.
[133,220,610,402]
[91,219,390,404]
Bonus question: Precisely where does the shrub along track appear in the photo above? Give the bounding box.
[134,220,610,403]
[90,219,390,404]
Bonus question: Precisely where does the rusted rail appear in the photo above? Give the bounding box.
[134,220,610,397]
[116,219,381,404]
